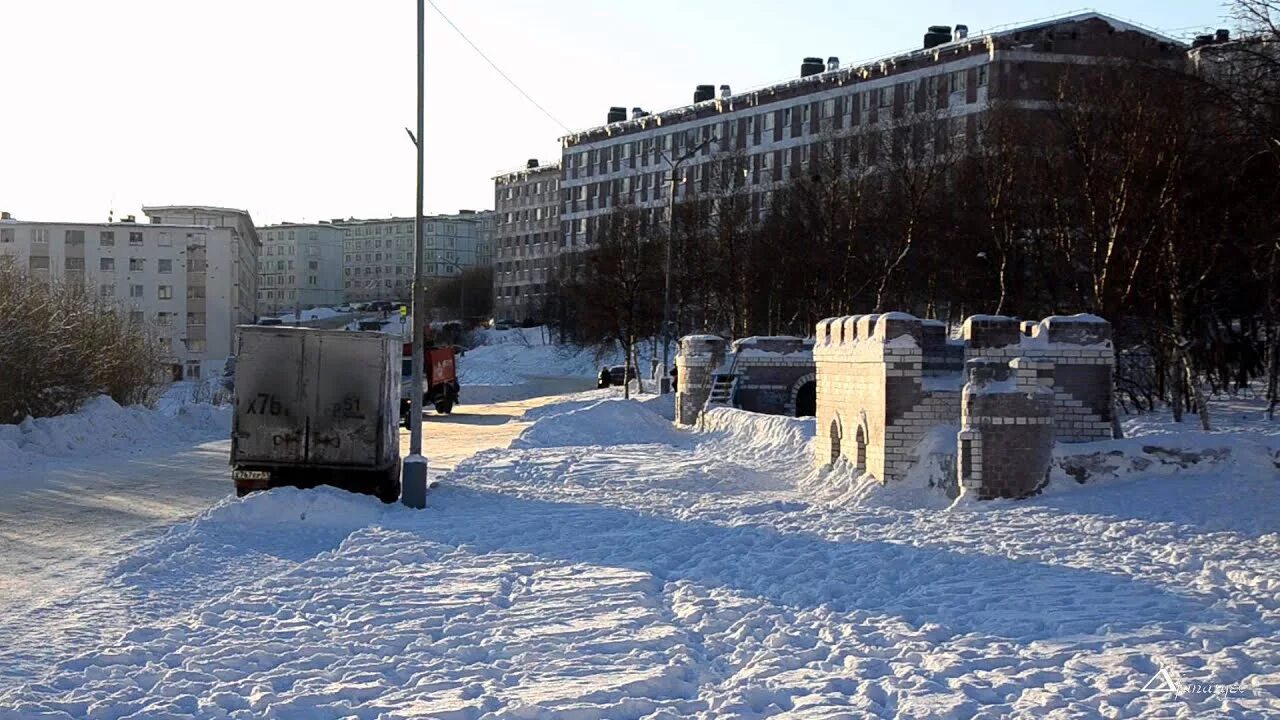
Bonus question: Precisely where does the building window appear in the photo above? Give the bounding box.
[99,230,114,246]
[130,310,144,324]
[309,260,318,270]
[158,232,171,247]
[100,257,114,271]
[187,286,205,299]
[977,64,989,87]
[129,231,143,246]
[130,284,144,298]
[99,284,114,297]
[189,340,207,353]
[158,259,172,273]
[29,256,49,270]
[879,86,893,107]
[951,70,967,94]
[65,257,85,270]
[64,229,85,246]
[187,312,206,325]
[158,285,173,300]
[129,258,145,271]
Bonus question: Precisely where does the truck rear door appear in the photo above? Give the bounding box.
[307,333,386,467]
[233,329,307,464]
[427,348,457,385]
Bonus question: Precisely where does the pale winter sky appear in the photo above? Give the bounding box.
[0,0,1229,226]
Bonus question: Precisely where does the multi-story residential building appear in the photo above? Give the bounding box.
[337,211,495,303]
[256,222,345,315]
[142,206,260,374]
[556,12,1183,247]
[0,212,239,380]
[493,159,562,321]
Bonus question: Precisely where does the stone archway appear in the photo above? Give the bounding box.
[792,373,817,417]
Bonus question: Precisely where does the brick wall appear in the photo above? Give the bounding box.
[675,335,727,425]
[814,312,1115,493]
[959,359,1056,499]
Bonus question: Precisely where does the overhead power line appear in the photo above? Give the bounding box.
[424,0,571,133]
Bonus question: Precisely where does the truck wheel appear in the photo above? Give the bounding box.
[434,399,454,415]
[376,463,402,504]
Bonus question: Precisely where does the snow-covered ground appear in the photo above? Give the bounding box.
[3,395,1275,718]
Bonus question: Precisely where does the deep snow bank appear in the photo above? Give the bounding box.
[512,398,684,449]
[696,407,814,466]
[0,395,230,468]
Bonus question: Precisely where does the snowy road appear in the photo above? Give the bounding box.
[0,442,231,684]
[0,376,593,687]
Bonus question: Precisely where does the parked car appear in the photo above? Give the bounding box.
[221,355,237,392]
[257,317,283,326]
[607,365,636,386]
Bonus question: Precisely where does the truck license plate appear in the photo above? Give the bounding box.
[232,470,271,481]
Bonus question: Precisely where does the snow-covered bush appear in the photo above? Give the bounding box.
[0,258,167,421]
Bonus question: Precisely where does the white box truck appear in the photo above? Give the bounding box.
[230,326,402,502]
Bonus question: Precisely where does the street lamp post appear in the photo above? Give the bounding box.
[401,0,428,509]
[660,136,716,394]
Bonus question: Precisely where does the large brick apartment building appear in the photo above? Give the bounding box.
[493,12,1189,320]
[493,160,561,321]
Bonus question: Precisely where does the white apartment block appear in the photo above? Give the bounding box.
[257,222,345,315]
[0,213,236,380]
[337,210,494,303]
[140,206,260,378]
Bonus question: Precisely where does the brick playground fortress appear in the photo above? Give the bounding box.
[676,313,1115,500]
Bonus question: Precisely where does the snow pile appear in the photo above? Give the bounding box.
[697,407,813,466]
[0,395,230,468]
[518,390,617,421]
[269,306,345,323]
[802,425,960,510]
[1050,434,1276,491]
[519,390,675,423]
[512,398,683,449]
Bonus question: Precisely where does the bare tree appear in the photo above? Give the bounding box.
[569,206,663,399]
